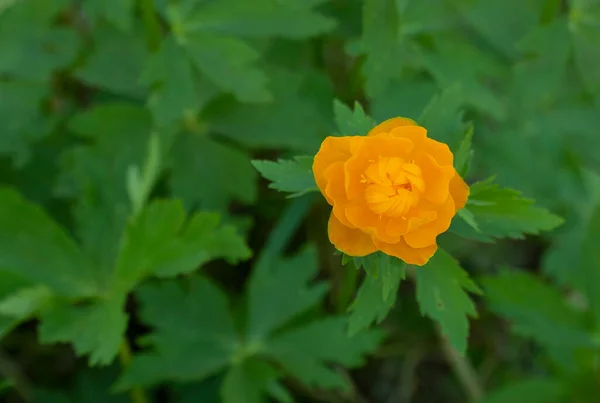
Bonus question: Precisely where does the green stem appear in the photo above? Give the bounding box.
[119,341,149,403]
[437,326,484,402]
[138,0,162,52]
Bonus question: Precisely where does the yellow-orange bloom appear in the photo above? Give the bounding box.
[313,117,469,266]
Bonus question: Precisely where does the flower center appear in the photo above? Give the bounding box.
[361,157,425,217]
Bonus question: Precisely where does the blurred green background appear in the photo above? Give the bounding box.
[0,0,599,402]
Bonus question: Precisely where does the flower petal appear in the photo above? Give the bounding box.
[367,117,417,137]
[344,136,414,200]
[373,237,437,266]
[328,212,377,257]
[345,205,399,243]
[403,197,454,249]
[324,162,355,228]
[313,136,360,203]
[415,153,454,204]
[449,173,469,211]
[390,126,453,166]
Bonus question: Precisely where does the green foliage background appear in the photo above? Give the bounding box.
[0,0,599,402]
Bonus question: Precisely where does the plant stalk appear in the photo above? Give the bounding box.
[119,341,149,403]
[138,0,162,52]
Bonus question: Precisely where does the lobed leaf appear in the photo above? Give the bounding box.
[415,249,481,354]
[451,178,565,242]
[251,157,317,198]
[481,269,593,349]
[347,253,406,334]
[333,99,376,137]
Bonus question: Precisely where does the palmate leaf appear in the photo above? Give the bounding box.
[451,0,546,59]
[209,67,334,153]
[249,247,382,390]
[37,196,250,366]
[116,277,239,388]
[119,247,381,395]
[0,281,52,338]
[359,0,403,97]
[346,252,406,334]
[140,36,206,127]
[481,269,593,349]
[418,84,465,147]
[570,0,600,94]
[221,360,292,403]
[164,0,334,103]
[115,199,251,291]
[575,200,600,329]
[83,0,135,32]
[251,157,317,198]
[184,33,271,103]
[59,103,156,271]
[170,132,258,212]
[264,317,382,389]
[75,23,149,98]
[39,296,128,366]
[182,0,335,39]
[415,249,482,354]
[451,178,565,242]
[247,247,328,340]
[0,187,101,297]
[418,38,506,121]
[333,99,376,137]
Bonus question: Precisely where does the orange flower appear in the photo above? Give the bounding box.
[313,117,469,266]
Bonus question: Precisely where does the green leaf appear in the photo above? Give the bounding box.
[570,0,600,94]
[117,277,238,387]
[396,0,459,35]
[181,0,335,38]
[83,0,134,31]
[418,84,465,147]
[418,37,506,120]
[415,249,481,354]
[251,157,317,197]
[247,247,328,341]
[69,368,129,403]
[577,200,600,328]
[0,28,79,82]
[170,133,258,212]
[370,78,437,123]
[141,36,216,127]
[454,123,474,178]
[0,0,79,81]
[221,360,285,403]
[0,285,52,318]
[115,199,251,291]
[58,103,158,272]
[451,0,546,59]
[347,256,406,335]
[333,99,376,136]
[38,295,128,365]
[0,187,100,297]
[481,269,593,348]
[0,81,54,165]
[543,170,600,288]
[208,67,333,153]
[126,133,162,216]
[75,23,149,97]
[512,19,571,113]
[265,317,382,390]
[185,33,271,103]
[359,0,403,96]
[478,378,567,403]
[348,253,381,278]
[451,179,565,242]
